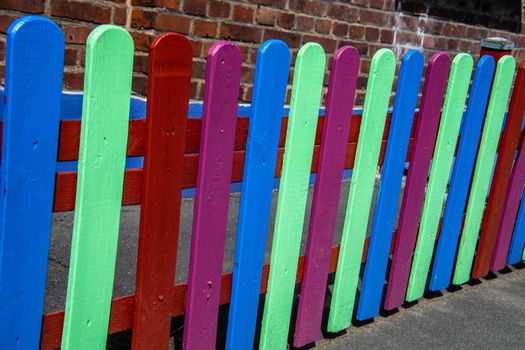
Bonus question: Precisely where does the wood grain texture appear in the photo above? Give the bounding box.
[384,52,451,310]
[357,50,424,321]
[492,136,525,270]
[226,40,291,350]
[472,60,525,279]
[429,56,495,291]
[454,56,515,284]
[506,190,525,265]
[259,43,326,350]
[182,41,241,350]
[40,234,405,349]
[327,48,395,333]
[0,16,63,349]
[131,33,192,350]
[293,46,360,347]
[61,25,133,349]
[406,53,474,301]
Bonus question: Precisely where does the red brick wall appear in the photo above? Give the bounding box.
[1,0,525,105]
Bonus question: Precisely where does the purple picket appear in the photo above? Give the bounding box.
[293,46,360,348]
[491,137,525,271]
[384,52,451,310]
[182,41,242,350]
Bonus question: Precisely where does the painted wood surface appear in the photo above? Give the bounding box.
[61,25,133,349]
[226,39,291,350]
[293,46,360,347]
[131,33,192,350]
[182,42,241,350]
[429,56,495,291]
[357,50,424,321]
[0,16,63,348]
[259,43,325,350]
[507,189,525,264]
[384,52,451,310]
[472,60,525,279]
[328,48,396,333]
[492,138,525,270]
[406,53,474,301]
[454,56,516,284]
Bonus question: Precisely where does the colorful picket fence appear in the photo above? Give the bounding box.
[0,15,524,350]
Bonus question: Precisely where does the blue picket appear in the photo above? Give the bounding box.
[356,50,424,321]
[507,188,525,264]
[429,56,495,291]
[225,40,291,350]
[0,16,64,348]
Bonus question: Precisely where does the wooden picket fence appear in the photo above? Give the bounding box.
[0,15,524,350]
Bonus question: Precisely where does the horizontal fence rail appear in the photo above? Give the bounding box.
[0,15,524,350]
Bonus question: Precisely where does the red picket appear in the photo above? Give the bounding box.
[131,33,193,349]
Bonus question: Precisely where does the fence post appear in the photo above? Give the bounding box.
[132,33,192,350]
[328,48,395,333]
[182,41,241,350]
[61,25,133,349]
[259,43,325,350]
[407,53,474,300]
[0,16,63,348]
[357,50,424,320]
[384,52,450,311]
[225,39,290,350]
[293,45,360,347]
[429,55,495,291]
[454,56,515,283]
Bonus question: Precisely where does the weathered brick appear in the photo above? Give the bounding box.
[442,22,467,37]
[0,13,17,34]
[256,7,276,26]
[63,70,84,90]
[315,19,331,35]
[51,0,112,24]
[221,23,261,42]
[365,27,380,41]
[183,0,207,16]
[113,6,127,25]
[296,15,315,32]
[348,24,365,40]
[130,30,156,51]
[155,0,180,9]
[359,8,385,26]
[264,29,301,47]
[132,74,148,95]
[339,40,368,55]
[188,38,203,57]
[64,47,79,66]
[193,19,217,38]
[133,53,149,74]
[154,13,191,34]
[232,5,254,23]
[380,28,394,43]
[369,0,384,10]
[62,25,93,44]
[277,12,295,29]
[327,3,358,22]
[303,34,337,52]
[208,1,230,18]
[0,0,44,14]
[332,22,349,37]
[131,9,155,29]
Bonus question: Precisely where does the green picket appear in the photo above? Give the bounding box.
[259,42,325,350]
[454,56,516,285]
[328,48,396,333]
[61,25,134,349]
[405,53,474,301]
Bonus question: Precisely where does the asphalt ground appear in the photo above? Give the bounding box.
[44,178,525,349]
